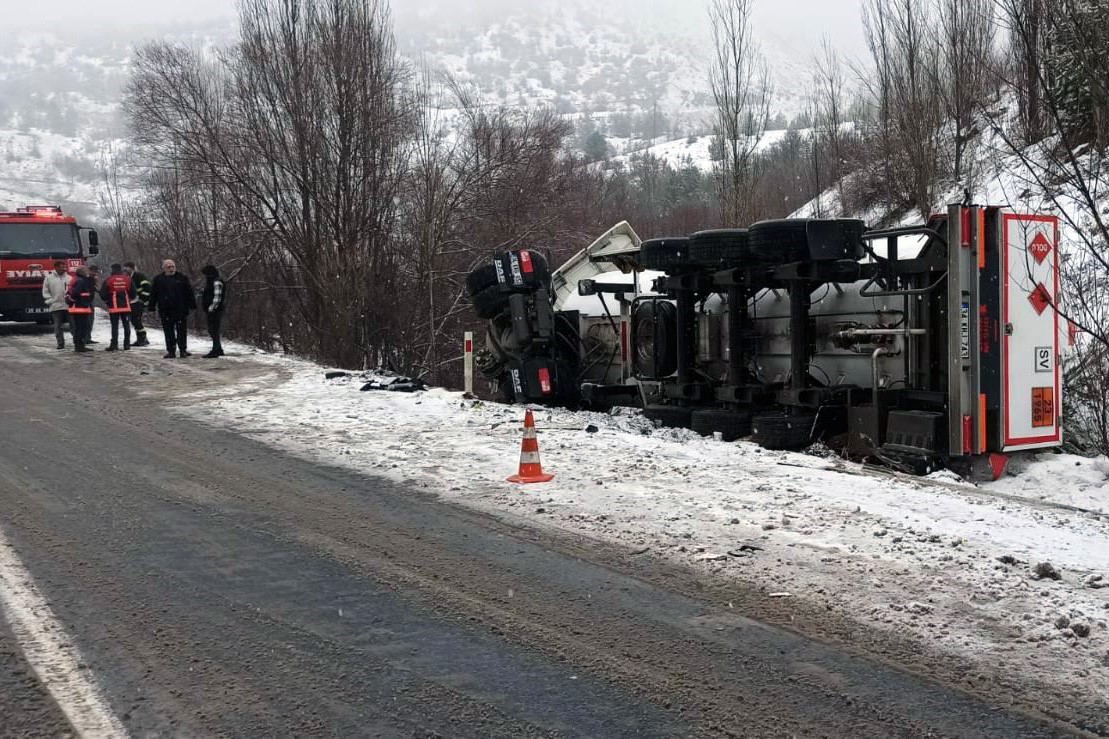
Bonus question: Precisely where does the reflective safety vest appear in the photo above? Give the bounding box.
[104,274,133,314]
[68,291,93,315]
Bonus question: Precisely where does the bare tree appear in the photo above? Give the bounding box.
[812,37,847,212]
[709,0,772,225]
[934,0,997,183]
[125,0,415,368]
[857,0,944,218]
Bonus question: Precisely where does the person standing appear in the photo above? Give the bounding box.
[200,264,227,358]
[42,260,71,350]
[148,259,196,359]
[65,266,95,353]
[122,262,151,346]
[84,264,102,344]
[100,264,135,351]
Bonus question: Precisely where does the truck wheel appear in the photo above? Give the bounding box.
[639,237,692,271]
[691,408,752,442]
[472,284,510,319]
[643,404,693,429]
[748,219,866,264]
[752,412,815,450]
[748,220,811,264]
[466,264,501,296]
[688,229,749,269]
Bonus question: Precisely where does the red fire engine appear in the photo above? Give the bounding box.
[0,205,99,322]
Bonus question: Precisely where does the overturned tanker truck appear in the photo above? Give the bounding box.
[466,204,1066,476]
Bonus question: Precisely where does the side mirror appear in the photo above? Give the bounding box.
[88,230,99,247]
[88,245,100,256]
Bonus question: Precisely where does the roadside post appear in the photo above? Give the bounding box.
[464,331,474,398]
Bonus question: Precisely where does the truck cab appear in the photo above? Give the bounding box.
[0,205,99,322]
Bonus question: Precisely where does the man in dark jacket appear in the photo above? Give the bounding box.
[122,261,151,347]
[148,259,197,359]
[200,264,227,358]
[65,266,95,353]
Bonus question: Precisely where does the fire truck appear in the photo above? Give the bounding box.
[0,205,100,323]
[465,203,1067,477]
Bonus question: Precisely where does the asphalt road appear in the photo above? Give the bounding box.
[0,325,1085,737]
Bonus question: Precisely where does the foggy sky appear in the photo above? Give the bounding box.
[17,0,868,60]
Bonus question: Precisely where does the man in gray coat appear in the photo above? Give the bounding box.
[41,260,71,350]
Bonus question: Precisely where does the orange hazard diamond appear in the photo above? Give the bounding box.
[1028,283,1052,315]
[1029,232,1053,264]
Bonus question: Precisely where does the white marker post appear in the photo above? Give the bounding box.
[464,331,474,397]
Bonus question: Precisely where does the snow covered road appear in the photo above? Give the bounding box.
[152,331,1109,728]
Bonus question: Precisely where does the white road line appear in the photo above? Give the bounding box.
[0,531,128,738]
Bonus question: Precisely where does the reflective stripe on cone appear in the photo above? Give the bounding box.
[508,409,554,484]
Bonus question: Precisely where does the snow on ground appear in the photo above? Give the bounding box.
[149,326,1109,707]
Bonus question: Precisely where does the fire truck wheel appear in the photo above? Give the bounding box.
[691,408,753,442]
[466,264,501,296]
[472,284,511,319]
[643,404,693,429]
[639,237,693,271]
[752,411,816,450]
[688,229,750,268]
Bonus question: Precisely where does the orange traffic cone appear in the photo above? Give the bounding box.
[507,409,555,484]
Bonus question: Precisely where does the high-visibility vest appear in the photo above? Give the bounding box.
[68,291,93,315]
[104,275,133,314]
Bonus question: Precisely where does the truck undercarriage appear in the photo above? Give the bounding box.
[466,204,1065,475]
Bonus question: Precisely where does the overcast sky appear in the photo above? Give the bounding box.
[15,0,867,59]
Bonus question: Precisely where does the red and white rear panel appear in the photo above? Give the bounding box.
[1001,213,1061,451]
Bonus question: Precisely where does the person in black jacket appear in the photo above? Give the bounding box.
[200,264,227,358]
[123,262,151,347]
[65,266,96,353]
[148,259,197,359]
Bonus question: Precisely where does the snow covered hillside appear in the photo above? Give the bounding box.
[89,317,1107,730]
[0,6,824,220]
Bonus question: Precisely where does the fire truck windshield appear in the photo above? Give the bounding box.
[0,223,81,257]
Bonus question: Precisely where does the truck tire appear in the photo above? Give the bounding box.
[752,412,815,450]
[689,229,749,269]
[748,219,811,264]
[466,264,500,296]
[472,284,510,319]
[643,404,693,429]
[639,237,692,271]
[691,408,752,442]
[748,219,866,264]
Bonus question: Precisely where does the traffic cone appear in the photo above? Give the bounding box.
[507,409,555,484]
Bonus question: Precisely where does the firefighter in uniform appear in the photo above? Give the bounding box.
[122,261,151,346]
[65,266,95,353]
[100,263,136,351]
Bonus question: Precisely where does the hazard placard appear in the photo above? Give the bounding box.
[1028,232,1053,264]
[1028,283,1052,315]
[1032,387,1054,428]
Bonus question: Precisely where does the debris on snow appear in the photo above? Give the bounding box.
[1033,562,1062,581]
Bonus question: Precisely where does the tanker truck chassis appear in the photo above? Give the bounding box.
[465,203,1065,477]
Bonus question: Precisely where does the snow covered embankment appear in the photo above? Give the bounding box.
[174,349,1109,712]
